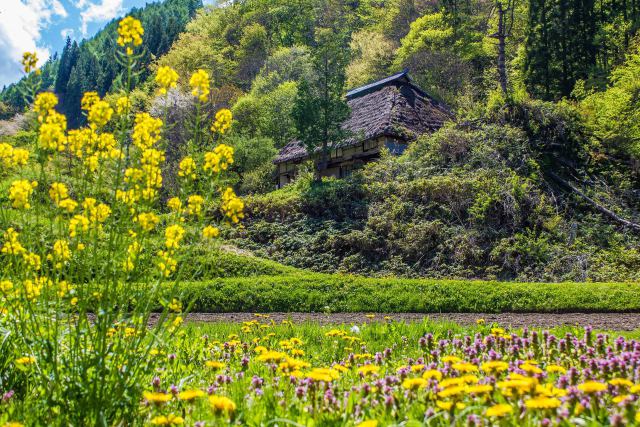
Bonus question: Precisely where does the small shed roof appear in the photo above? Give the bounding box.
[275,71,453,164]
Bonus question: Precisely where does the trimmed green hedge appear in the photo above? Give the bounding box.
[176,274,640,313]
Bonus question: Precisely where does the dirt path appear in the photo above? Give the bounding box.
[184,312,640,331]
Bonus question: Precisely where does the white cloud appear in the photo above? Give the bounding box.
[60,28,75,40]
[78,0,123,37]
[0,0,68,87]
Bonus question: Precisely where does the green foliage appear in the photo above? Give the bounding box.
[393,8,491,106]
[239,99,640,281]
[179,246,300,280]
[524,0,640,99]
[293,27,351,175]
[176,275,640,313]
[346,30,396,88]
[577,41,640,159]
[232,81,299,148]
[225,135,277,193]
[395,12,455,60]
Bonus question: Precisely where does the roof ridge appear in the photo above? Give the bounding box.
[346,69,409,99]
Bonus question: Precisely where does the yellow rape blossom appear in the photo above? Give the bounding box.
[189,69,210,102]
[137,212,160,232]
[115,95,131,115]
[221,187,244,223]
[38,114,67,151]
[211,108,232,134]
[157,250,177,277]
[49,182,69,205]
[203,144,234,173]
[58,198,78,213]
[81,92,100,111]
[87,100,113,129]
[117,16,144,55]
[203,225,220,239]
[0,143,28,170]
[34,92,58,120]
[155,66,179,95]
[1,228,26,255]
[165,224,185,249]
[69,215,90,238]
[0,279,13,294]
[21,51,38,73]
[48,239,71,269]
[9,180,37,209]
[167,197,182,212]
[186,194,204,217]
[178,156,196,179]
[132,113,163,150]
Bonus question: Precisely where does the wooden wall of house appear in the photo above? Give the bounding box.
[276,136,408,188]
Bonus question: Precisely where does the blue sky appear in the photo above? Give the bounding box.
[0,0,175,88]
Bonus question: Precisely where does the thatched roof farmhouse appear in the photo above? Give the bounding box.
[274,70,452,187]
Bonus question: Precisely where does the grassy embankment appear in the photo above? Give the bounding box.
[177,268,640,313]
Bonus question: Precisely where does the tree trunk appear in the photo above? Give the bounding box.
[496,3,508,94]
[548,171,640,232]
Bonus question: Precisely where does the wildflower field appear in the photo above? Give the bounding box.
[3,13,640,427]
[7,316,640,426]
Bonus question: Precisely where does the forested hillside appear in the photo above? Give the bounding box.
[2,0,640,281]
[0,0,200,126]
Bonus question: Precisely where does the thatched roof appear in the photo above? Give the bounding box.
[275,70,452,164]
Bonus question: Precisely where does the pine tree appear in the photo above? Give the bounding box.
[293,26,350,179]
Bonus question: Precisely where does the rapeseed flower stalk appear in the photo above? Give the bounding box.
[1,15,241,424]
[155,66,179,95]
[117,16,144,55]
[21,52,38,74]
[189,69,210,102]
[202,225,219,239]
[133,112,163,150]
[0,143,29,171]
[178,156,196,180]
[116,95,131,115]
[203,144,234,173]
[81,91,100,111]
[87,99,114,129]
[8,180,37,209]
[211,108,232,134]
[221,187,244,224]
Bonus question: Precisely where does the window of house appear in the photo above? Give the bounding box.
[363,139,378,151]
[341,164,354,177]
